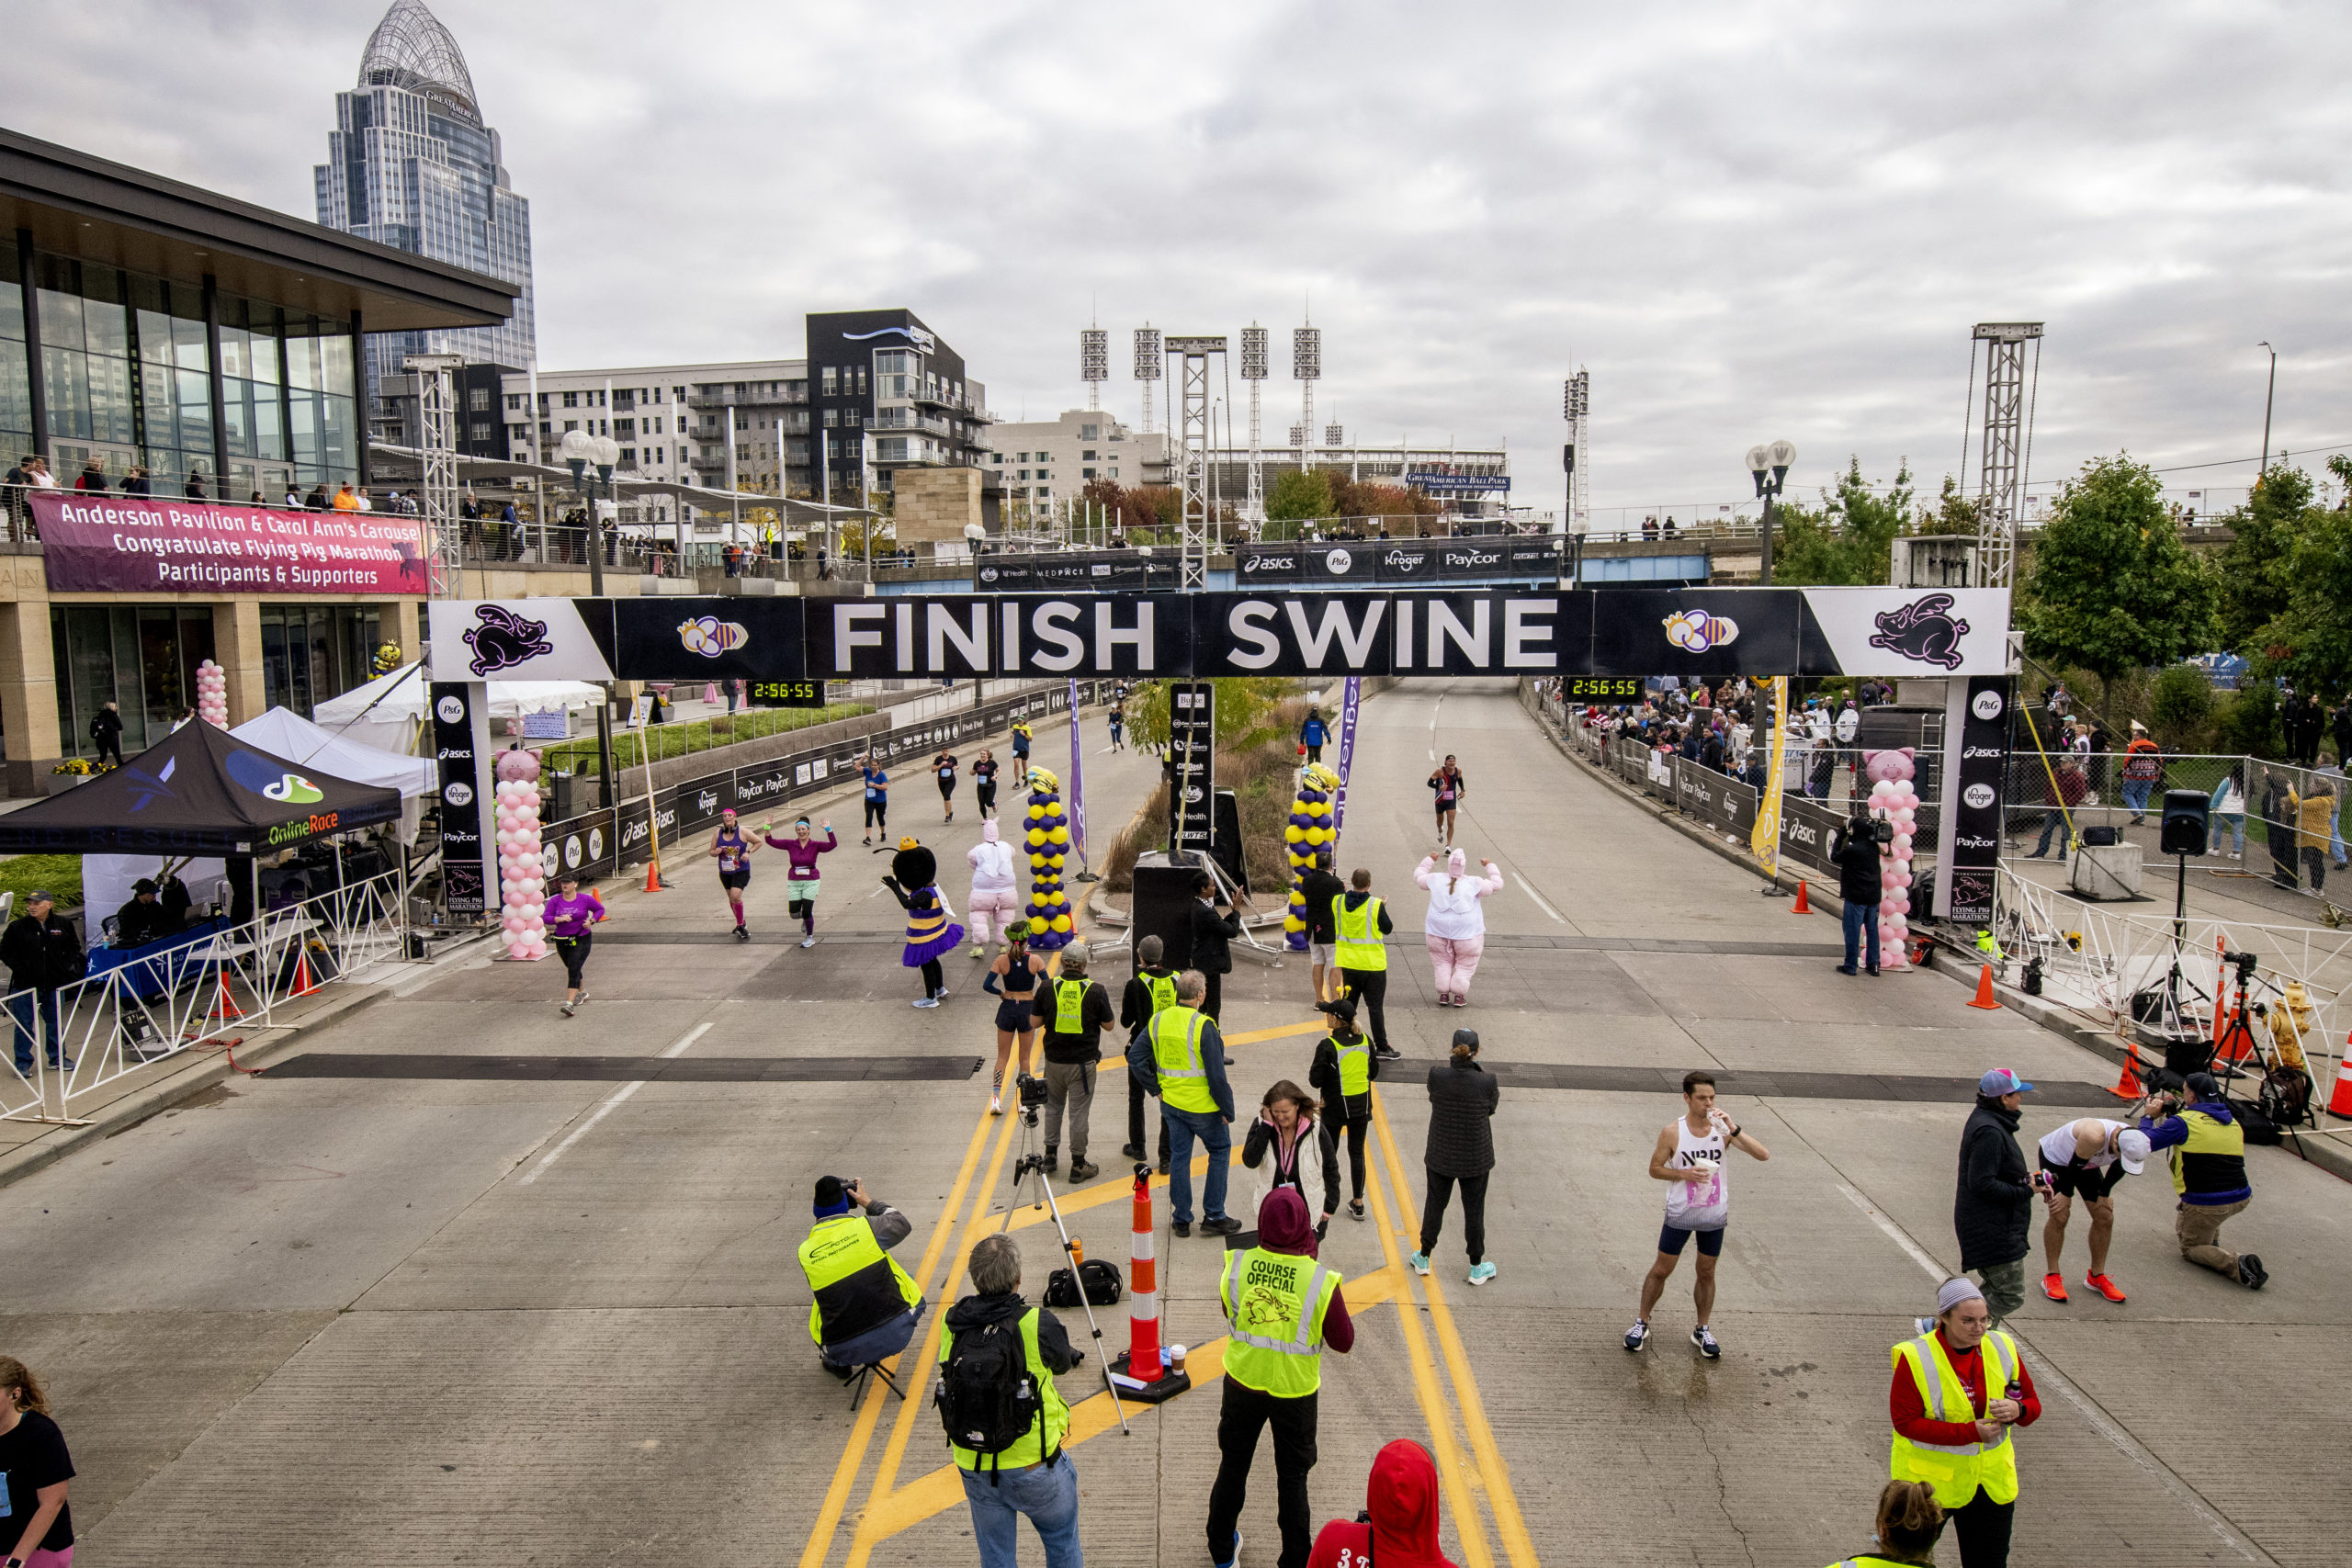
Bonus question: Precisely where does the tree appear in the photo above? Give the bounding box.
[1264,468,1334,527]
[1325,475,1442,532]
[1922,475,1981,534]
[1771,457,1912,585]
[2245,455,2352,694]
[1125,678,1297,751]
[2018,455,2217,698]
[2214,465,2312,653]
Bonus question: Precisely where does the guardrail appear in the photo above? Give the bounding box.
[0,865,407,1126]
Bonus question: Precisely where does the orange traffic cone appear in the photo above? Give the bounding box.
[643,856,665,894]
[1790,880,1810,914]
[1968,964,2002,1010]
[2108,1034,2146,1100]
[2326,1036,2352,1119]
[289,946,319,998]
[207,964,244,1021]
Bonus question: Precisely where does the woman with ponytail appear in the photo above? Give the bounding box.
[0,1355,74,1566]
[1824,1479,1946,1567]
[1413,848,1503,1007]
[1411,1028,1500,1285]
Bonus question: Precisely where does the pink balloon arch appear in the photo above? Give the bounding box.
[1861,747,1918,970]
[492,749,549,962]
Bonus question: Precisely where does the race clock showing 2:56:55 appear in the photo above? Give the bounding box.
[1565,677,1645,700]
[746,680,826,708]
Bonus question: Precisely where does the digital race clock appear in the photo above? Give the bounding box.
[1566,677,1645,701]
[747,680,826,708]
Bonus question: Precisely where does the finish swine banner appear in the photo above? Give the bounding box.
[30,491,432,595]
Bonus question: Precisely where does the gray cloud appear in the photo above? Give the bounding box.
[15,0,2351,521]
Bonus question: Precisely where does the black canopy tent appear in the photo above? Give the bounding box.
[0,721,401,856]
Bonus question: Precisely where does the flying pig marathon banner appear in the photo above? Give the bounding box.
[427,587,2012,682]
[32,491,432,595]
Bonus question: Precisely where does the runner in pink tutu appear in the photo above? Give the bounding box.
[1414,848,1504,1008]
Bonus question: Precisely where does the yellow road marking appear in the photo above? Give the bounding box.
[1222,1018,1329,1045]
[852,1266,1408,1541]
[796,1101,1006,1568]
[1372,1088,1540,1568]
[843,1109,1025,1568]
[1002,1148,1244,1232]
[1363,1133,1497,1568]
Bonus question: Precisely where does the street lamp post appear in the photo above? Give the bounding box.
[2257,341,2277,477]
[1746,439,1795,584]
[560,428,623,808]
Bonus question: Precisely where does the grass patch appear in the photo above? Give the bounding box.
[0,854,85,909]
[1104,698,1310,894]
[540,703,875,777]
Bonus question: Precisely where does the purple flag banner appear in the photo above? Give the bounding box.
[1068,679,1088,871]
[1331,676,1363,843]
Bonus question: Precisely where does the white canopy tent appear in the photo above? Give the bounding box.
[311,661,605,755]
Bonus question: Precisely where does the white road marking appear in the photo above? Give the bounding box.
[1834,1183,2274,1565]
[517,1021,714,1187]
[1428,691,1446,761]
[1517,876,1566,923]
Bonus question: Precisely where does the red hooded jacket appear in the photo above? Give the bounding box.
[1307,1439,1458,1568]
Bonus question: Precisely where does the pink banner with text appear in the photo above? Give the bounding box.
[28,491,432,595]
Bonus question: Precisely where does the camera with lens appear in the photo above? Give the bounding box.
[2222,950,2258,978]
[1015,1071,1048,1111]
[1845,811,1893,848]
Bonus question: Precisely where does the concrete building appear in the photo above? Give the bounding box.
[315,0,535,413]
[0,129,518,793]
[982,410,1169,520]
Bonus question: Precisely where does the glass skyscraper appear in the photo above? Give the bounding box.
[314,0,535,396]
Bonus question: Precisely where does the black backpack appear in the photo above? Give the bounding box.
[935,1317,1040,1480]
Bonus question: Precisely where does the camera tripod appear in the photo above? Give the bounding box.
[1000,1089,1131,1435]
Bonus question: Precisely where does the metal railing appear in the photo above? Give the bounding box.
[0,865,409,1126]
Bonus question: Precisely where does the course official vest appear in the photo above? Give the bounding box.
[2168,1109,2247,1197]
[940,1306,1071,1472]
[1887,1329,2021,1507]
[799,1213,922,1348]
[1052,977,1090,1035]
[1144,970,1179,1016]
[1149,1005,1217,1114]
[1332,1033,1370,1097]
[1334,895,1386,971]
[1220,1245,1341,1397]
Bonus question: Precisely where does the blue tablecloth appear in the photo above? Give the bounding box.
[85,918,229,1001]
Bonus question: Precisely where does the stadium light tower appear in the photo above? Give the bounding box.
[1134,325,1161,434]
[1564,370,1589,579]
[1294,320,1321,470]
[1080,324,1109,412]
[1240,325,1269,523]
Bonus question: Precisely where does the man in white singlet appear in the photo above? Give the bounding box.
[2036,1099,2159,1304]
[1625,1069,1770,1360]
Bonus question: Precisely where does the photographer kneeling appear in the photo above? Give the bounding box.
[939,1233,1085,1568]
[797,1176,924,1380]
[1831,807,1889,976]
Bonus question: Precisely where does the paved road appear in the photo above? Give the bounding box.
[2,680,2345,1566]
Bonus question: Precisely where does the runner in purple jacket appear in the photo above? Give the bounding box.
[543,872,612,1017]
[762,815,838,949]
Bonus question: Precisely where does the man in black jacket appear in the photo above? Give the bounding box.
[1829,811,1885,976]
[1187,872,1243,1023]
[2,892,82,1072]
[1297,852,1346,1007]
[1037,944,1116,1182]
[89,701,125,767]
[1952,1068,2037,1329]
[113,879,178,947]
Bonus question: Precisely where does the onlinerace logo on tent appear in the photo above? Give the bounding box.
[226,750,325,805]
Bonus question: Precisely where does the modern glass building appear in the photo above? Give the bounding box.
[315,0,536,399]
[0,127,514,790]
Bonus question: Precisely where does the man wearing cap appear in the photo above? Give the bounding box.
[2034,1101,2162,1303]
[2120,721,2164,823]
[113,878,178,947]
[1038,943,1115,1183]
[796,1176,925,1379]
[1,891,82,1075]
[2137,1073,2267,1290]
[1953,1070,2037,1328]
[1890,1277,2041,1568]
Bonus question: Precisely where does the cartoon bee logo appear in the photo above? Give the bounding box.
[1662,609,1738,653]
[678,615,750,658]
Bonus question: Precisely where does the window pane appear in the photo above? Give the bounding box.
[37,288,85,353]
[218,322,250,381]
[41,346,92,439]
[92,354,133,445]
[319,331,354,398]
[176,368,212,451]
[172,314,209,376]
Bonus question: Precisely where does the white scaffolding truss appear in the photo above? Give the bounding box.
[1165,335,1226,591]
[1970,322,2042,589]
[404,351,464,595]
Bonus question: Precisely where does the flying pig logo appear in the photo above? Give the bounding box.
[461,604,556,676]
[1662,609,1739,653]
[1870,593,1972,671]
[678,615,750,658]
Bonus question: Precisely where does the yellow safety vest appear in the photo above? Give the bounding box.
[1052,977,1091,1035]
[1331,1032,1370,1097]
[1333,895,1386,971]
[1149,1005,1217,1115]
[2168,1109,2247,1197]
[939,1306,1070,1472]
[1220,1245,1341,1397]
[1824,1557,1916,1568]
[797,1213,922,1348]
[1887,1329,2021,1507]
[1144,970,1179,1015]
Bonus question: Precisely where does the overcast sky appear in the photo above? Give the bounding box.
[14,1,2351,521]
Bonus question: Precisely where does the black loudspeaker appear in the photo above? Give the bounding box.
[1131,858,1200,975]
[1210,790,1247,894]
[2159,788,2210,855]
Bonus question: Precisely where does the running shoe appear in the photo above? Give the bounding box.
[933,989,950,1001]
[734,925,749,942]
[1212,1531,1241,1568]
[969,945,986,961]
[2085,1272,2127,1303]
[1467,1261,1497,1287]
[799,935,817,950]
[576,992,590,1006]
[989,1094,1003,1116]
[912,997,941,1010]
[560,999,575,1018]
[1121,1143,1146,1160]
[1374,1044,1403,1061]
[1349,1198,1365,1222]
[1623,1318,1649,1351]
[1691,1325,1721,1359]
[1408,1251,1430,1276]
[2042,1272,2069,1303]
[2238,1254,2267,1290]
[1069,1160,1100,1182]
